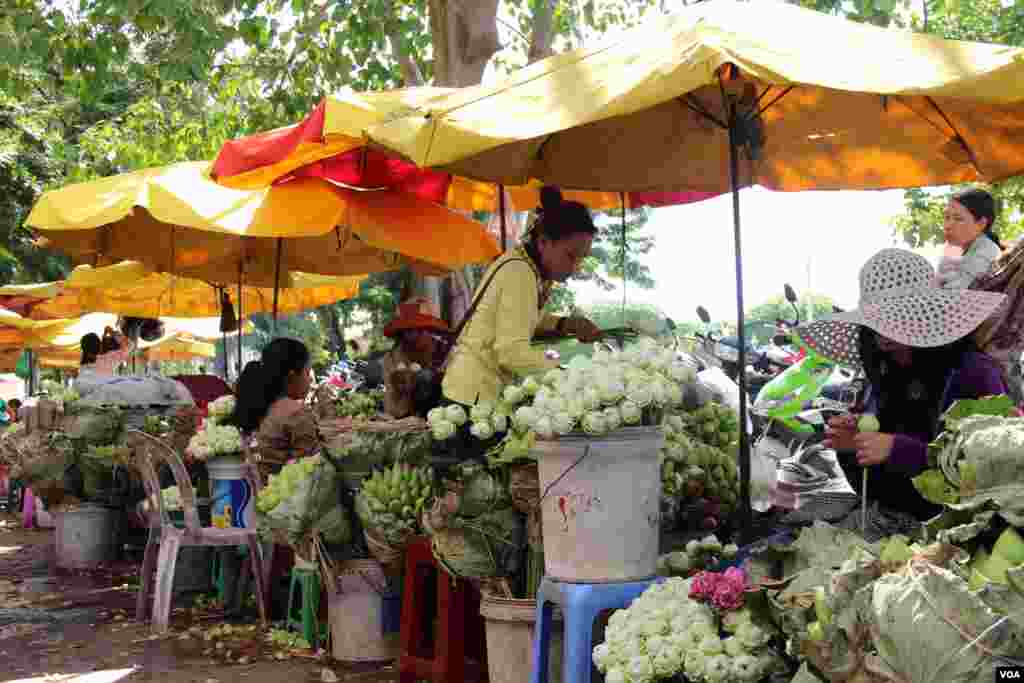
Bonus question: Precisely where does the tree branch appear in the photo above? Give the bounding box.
[383,0,425,85]
[528,0,558,63]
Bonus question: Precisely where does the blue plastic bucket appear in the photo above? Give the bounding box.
[206,457,254,529]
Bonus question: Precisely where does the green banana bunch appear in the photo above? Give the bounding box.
[356,462,435,540]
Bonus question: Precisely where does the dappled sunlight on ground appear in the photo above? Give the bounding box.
[6,667,138,683]
[0,513,401,682]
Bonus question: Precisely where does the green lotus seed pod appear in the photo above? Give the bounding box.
[858,414,880,433]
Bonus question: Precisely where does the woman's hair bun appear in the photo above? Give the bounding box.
[539,186,563,212]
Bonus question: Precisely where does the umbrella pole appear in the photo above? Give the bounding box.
[620,192,627,329]
[237,263,243,380]
[727,108,753,545]
[272,238,282,333]
[498,184,507,249]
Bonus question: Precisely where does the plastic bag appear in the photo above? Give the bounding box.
[696,366,752,433]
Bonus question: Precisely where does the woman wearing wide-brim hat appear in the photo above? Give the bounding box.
[791,248,1007,524]
[380,298,450,418]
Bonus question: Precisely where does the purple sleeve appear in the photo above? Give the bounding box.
[886,434,929,475]
[953,353,1008,399]
[886,352,1007,475]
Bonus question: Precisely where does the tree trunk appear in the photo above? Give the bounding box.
[319,304,345,358]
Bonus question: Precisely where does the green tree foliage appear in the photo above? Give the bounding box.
[3,0,665,367]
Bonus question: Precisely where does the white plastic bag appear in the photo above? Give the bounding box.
[696,367,752,433]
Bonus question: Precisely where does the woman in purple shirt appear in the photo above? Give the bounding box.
[798,249,1008,521]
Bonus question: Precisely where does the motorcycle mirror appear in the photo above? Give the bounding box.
[666,317,677,331]
[784,284,798,304]
[696,306,711,324]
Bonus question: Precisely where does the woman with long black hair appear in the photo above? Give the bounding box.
[228,338,317,475]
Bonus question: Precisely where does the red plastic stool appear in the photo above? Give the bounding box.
[399,536,486,683]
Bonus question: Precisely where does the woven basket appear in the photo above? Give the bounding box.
[364,528,407,569]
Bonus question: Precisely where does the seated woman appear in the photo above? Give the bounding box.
[80,328,131,375]
[76,327,193,406]
[934,187,1003,290]
[795,248,1007,527]
[228,338,317,477]
[380,298,449,418]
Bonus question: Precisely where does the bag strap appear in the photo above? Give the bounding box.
[450,257,533,341]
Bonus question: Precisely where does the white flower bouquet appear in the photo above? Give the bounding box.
[161,485,183,511]
[186,420,243,461]
[593,576,784,683]
[428,338,700,462]
[207,395,236,424]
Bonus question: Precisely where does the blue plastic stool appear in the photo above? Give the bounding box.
[531,577,661,683]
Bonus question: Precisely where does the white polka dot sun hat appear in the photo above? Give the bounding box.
[795,248,1006,369]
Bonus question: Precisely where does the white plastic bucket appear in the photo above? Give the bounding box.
[329,559,400,663]
[534,427,663,583]
[206,456,254,529]
[480,595,562,683]
[54,504,119,569]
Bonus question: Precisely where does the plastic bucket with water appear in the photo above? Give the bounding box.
[55,504,119,569]
[329,559,400,663]
[206,456,254,529]
[534,427,663,583]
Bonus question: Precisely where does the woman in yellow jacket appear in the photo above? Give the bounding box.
[443,186,603,411]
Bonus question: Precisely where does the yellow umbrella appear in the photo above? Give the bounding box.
[209,88,704,215]
[26,161,500,289]
[0,261,364,320]
[359,2,1024,539]
[139,336,216,363]
[364,2,1024,192]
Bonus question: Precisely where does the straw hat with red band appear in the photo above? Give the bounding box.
[383,298,450,338]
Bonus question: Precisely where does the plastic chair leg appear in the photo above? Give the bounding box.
[530,598,555,683]
[136,535,159,621]
[22,488,34,529]
[561,601,600,683]
[151,534,182,633]
[245,536,268,627]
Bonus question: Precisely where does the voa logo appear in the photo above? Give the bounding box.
[997,669,1022,680]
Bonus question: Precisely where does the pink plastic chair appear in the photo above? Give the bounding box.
[22,488,34,529]
[129,429,268,633]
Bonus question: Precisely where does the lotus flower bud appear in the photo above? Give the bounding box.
[470,420,495,440]
[513,406,539,431]
[470,401,495,422]
[535,416,556,440]
[503,385,525,405]
[445,404,468,426]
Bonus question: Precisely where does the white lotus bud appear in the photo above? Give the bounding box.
[445,404,468,426]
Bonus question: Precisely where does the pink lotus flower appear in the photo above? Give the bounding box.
[689,567,748,612]
[689,571,717,601]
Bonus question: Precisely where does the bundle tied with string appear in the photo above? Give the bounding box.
[422,466,525,580]
[257,455,352,572]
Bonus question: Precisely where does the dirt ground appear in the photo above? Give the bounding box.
[0,515,400,683]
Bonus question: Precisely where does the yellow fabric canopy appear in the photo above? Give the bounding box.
[357,0,1024,192]
[138,336,216,362]
[0,261,364,319]
[26,162,499,287]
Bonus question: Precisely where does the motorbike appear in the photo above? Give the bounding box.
[694,284,806,399]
